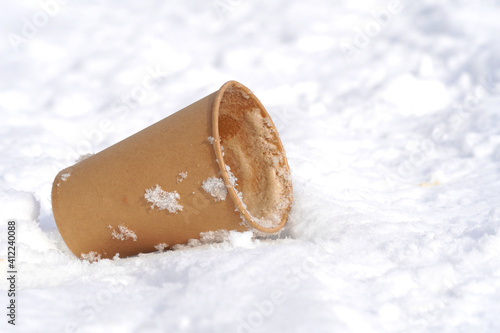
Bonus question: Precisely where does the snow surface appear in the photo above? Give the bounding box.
[1,0,500,332]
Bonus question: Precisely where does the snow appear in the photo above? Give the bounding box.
[154,243,168,252]
[225,164,239,188]
[172,230,259,250]
[226,230,257,249]
[176,171,188,183]
[178,229,231,248]
[1,0,500,332]
[144,185,183,213]
[202,176,228,201]
[80,251,102,263]
[109,225,138,242]
[0,190,40,222]
[75,153,93,163]
[60,173,71,181]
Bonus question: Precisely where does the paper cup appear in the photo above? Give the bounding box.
[52,80,293,259]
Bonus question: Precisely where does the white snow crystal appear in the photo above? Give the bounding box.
[207,136,214,144]
[110,225,137,241]
[225,164,238,187]
[177,171,188,183]
[61,173,71,181]
[76,153,93,162]
[202,177,227,201]
[80,251,101,263]
[154,243,168,252]
[145,185,183,213]
[224,164,247,211]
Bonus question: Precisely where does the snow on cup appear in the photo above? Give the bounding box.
[52,81,293,259]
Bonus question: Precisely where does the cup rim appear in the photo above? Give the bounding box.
[211,80,292,233]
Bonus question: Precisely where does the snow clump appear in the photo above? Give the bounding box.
[154,243,168,252]
[145,185,183,213]
[110,225,137,241]
[202,177,227,201]
[80,251,101,263]
[177,171,188,183]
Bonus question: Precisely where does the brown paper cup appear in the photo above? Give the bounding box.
[52,80,293,259]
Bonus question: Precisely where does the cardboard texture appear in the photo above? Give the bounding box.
[52,81,293,259]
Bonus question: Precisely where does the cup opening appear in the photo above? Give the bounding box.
[212,81,293,233]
